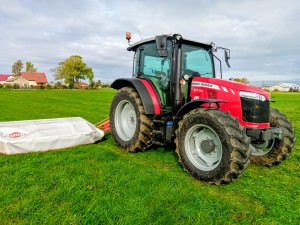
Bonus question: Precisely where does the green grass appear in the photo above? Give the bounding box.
[0,89,299,225]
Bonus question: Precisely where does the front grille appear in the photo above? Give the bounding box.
[241,97,270,123]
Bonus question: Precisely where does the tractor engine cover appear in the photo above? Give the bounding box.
[189,77,270,129]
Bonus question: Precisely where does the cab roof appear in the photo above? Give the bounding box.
[127,34,214,51]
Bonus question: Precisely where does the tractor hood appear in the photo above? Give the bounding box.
[190,76,271,129]
[192,77,270,100]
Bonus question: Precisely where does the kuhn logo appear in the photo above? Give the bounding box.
[9,132,25,138]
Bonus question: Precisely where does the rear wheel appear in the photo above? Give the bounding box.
[175,108,251,185]
[250,108,295,166]
[110,87,152,152]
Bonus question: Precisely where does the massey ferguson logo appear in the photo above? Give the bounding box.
[192,82,220,90]
[8,132,26,138]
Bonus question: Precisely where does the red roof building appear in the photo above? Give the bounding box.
[20,72,48,84]
[75,82,89,89]
[5,72,48,88]
[0,74,12,83]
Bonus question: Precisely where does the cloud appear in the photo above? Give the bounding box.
[0,0,299,83]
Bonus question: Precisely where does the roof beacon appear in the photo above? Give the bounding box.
[126,32,131,45]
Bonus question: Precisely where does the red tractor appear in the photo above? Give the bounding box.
[109,33,295,184]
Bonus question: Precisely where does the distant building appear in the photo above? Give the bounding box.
[0,74,13,84]
[75,82,89,89]
[268,83,299,92]
[6,72,48,88]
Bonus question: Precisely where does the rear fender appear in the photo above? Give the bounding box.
[176,99,224,118]
[111,78,161,115]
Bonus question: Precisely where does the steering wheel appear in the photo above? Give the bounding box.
[154,71,169,90]
[154,71,167,79]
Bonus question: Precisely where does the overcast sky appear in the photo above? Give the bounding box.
[0,0,299,83]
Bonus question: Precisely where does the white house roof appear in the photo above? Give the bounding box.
[273,83,299,88]
[6,76,19,82]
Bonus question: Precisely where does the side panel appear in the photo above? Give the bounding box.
[111,78,161,115]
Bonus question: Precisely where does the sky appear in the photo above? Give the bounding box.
[0,0,299,83]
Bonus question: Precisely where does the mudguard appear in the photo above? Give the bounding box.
[176,99,224,118]
[111,78,161,115]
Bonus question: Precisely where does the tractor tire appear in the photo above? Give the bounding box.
[109,87,153,152]
[175,108,251,185]
[250,108,296,166]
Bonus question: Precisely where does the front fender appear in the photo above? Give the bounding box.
[111,78,161,115]
[176,99,224,118]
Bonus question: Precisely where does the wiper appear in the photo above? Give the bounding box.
[137,72,144,77]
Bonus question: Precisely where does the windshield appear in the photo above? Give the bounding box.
[181,44,214,78]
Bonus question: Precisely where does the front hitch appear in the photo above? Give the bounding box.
[246,127,283,142]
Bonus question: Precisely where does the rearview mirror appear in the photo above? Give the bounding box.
[225,50,230,68]
[155,35,168,57]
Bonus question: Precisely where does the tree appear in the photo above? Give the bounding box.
[95,80,102,88]
[233,77,249,84]
[25,61,37,72]
[53,55,94,89]
[12,60,24,76]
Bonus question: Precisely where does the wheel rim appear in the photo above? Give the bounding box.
[250,139,275,156]
[114,100,137,141]
[184,124,222,171]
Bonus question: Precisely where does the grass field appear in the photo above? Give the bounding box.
[0,89,299,225]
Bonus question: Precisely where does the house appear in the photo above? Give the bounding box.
[268,83,299,92]
[21,72,48,86]
[0,74,13,84]
[75,82,89,89]
[6,72,48,88]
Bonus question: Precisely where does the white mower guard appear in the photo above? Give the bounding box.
[0,117,104,155]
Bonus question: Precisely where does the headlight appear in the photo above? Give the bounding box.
[239,91,266,101]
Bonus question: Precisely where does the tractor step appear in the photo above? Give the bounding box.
[152,141,164,146]
[152,130,164,135]
[152,119,165,124]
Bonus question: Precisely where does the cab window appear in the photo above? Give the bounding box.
[134,41,172,108]
[135,42,171,79]
[182,44,214,78]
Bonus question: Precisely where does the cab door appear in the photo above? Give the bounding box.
[134,41,173,111]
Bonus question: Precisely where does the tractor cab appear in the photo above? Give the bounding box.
[127,34,219,112]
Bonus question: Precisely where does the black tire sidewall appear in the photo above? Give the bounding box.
[110,89,141,148]
[178,112,232,181]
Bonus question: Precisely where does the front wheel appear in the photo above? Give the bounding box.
[250,108,296,166]
[109,87,153,152]
[175,108,251,185]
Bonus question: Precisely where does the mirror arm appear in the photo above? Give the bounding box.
[216,46,231,68]
[216,46,230,55]
[213,54,222,79]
